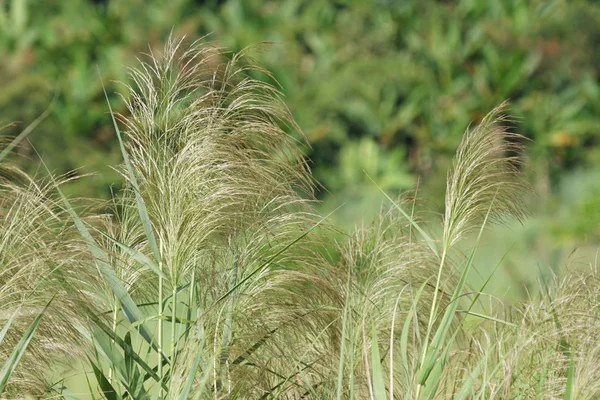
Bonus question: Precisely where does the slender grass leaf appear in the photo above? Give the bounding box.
[535,363,549,400]
[336,268,353,400]
[0,93,56,162]
[455,344,495,400]
[0,297,52,393]
[400,280,430,393]
[564,351,575,400]
[365,172,438,257]
[89,357,118,400]
[0,309,18,345]
[177,336,206,400]
[457,310,517,327]
[371,327,387,400]
[419,194,496,386]
[34,152,157,350]
[85,223,166,279]
[99,73,161,263]
[91,317,168,391]
[217,204,343,303]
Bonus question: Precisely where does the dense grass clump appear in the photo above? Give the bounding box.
[1,38,599,399]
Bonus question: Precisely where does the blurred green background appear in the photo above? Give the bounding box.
[1,0,599,297]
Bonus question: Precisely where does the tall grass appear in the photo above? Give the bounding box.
[1,38,599,399]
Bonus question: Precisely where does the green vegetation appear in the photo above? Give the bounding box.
[1,0,599,242]
[1,38,599,399]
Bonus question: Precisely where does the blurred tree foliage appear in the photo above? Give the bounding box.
[1,0,599,238]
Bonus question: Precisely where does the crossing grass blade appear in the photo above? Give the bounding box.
[336,268,353,400]
[454,345,495,400]
[217,204,343,303]
[418,196,496,389]
[56,182,156,348]
[0,298,52,394]
[89,357,118,400]
[88,312,168,390]
[0,93,56,162]
[365,172,438,257]
[564,353,575,400]
[177,335,207,400]
[85,222,166,279]
[32,149,158,352]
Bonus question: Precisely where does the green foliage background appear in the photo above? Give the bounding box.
[1,0,599,245]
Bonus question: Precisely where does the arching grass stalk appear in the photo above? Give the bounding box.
[414,102,527,398]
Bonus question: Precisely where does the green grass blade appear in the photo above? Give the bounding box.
[418,194,497,386]
[99,73,161,263]
[454,344,495,400]
[0,309,19,345]
[217,204,343,303]
[400,280,430,393]
[38,160,157,349]
[365,172,438,257]
[456,310,516,327]
[84,369,99,400]
[564,351,575,400]
[464,242,516,316]
[0,93,56,162]
[86,222,166,279]
[89,357,118,400]
[0,298,52,393]
[371,327,387,400]
[336,268,353,400]
[422,330,458,400]
[297,367,318,398]
[177,336,206,400]
[32,148,158,351]
[92,327,128,384]
[535,363,550,400]
[91,318,168,390]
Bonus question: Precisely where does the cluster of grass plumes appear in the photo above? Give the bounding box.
[480,265,600,399]
[0,155,98,396]
[1,38,600,399]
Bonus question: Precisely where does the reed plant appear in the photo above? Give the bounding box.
[1,38,599,399]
